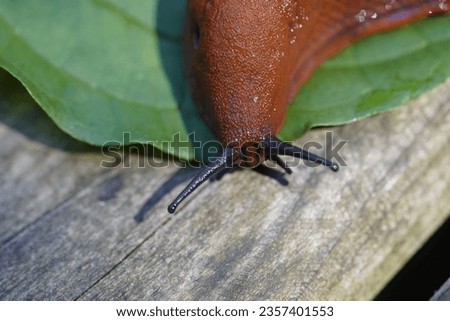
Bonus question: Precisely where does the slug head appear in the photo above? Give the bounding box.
[184,0,300,146]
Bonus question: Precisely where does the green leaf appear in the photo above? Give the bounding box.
[0,0,211,160]
[279,15,450,139]
[0,1,449,159]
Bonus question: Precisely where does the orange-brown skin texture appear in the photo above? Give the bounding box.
[184,0,448,148]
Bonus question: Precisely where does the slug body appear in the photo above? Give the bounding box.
[169,0,448,213]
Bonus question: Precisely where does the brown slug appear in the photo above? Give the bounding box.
[168,0,449,213]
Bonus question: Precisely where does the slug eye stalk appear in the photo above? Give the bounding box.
[167,147,234,214]
[264,136,339,172]
[167,136,338,213]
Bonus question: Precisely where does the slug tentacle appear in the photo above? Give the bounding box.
[265,136,339,172]
[168,136,339,213]
[168,147,234,214]
[269,154,293,175]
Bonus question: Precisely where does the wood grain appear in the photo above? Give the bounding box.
[0,71,449,300]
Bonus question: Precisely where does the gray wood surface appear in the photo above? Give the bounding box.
[0,70,449,300]
[432,278,450,301]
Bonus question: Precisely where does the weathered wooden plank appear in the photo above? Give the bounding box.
[0,72,192,300]
[81,80,450,300]
[0,73,108,245]
[0,70,449,300]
